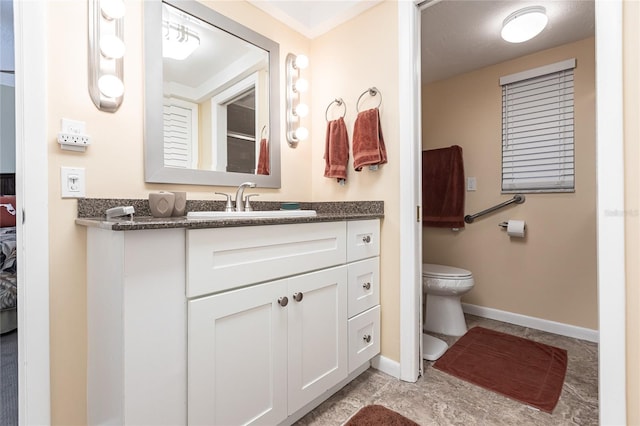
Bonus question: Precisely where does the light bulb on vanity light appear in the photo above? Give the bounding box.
[294,78,308,93]
[295,126,309,141]
[294,54,309,70]
[98,74,124,98]
[100,0,125,20]
[294,103,309,118]
[100,35,125,59]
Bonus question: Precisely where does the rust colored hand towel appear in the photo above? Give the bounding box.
[324,117,350,182]
[422,145,465,228]
[256,138,269,175]
[353,108,387,171]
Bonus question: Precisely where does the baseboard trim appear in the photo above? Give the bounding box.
[462,303,599,343]
[370,355,401,378]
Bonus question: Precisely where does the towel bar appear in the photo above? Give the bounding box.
[464,194,525,224]
[356,87,382,112]
[325,98,346,122]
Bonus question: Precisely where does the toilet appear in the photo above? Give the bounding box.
[422,263,474,361]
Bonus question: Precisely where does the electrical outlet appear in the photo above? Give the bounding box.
[58,118,91,152]
[61,167,86,198]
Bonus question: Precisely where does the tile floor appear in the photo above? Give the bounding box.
[295,314,598,425]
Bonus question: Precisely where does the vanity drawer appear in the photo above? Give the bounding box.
[186,222,346,298]
[346,220,380,262]
[348,305,380,374]
[347,257,380,318]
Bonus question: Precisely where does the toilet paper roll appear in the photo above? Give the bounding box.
[507,220,526,238]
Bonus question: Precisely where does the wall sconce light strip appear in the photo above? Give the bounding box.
[285,53,308,147]
[89,0,125,112]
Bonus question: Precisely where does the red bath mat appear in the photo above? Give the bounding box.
[345,405,419,426]
[433,326,568,413]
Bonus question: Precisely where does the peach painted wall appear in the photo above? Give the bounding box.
[421,38,597,329]
[46,1,310,423]
[623,2,640,422]
[309,0,400,363]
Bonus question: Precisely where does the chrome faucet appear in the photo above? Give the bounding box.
[235,182,256,211]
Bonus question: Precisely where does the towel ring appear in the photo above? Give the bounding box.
[260,125,268,140]
[325,98,346,122]
[356,87,382,112]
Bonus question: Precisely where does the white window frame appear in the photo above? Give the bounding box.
[500,58,576,193]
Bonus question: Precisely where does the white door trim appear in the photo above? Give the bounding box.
[407,1,627,422]
[398,0,422,382]
[595,0,627,424]
[14,1,51,424]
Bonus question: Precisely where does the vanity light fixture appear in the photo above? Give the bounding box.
[501,6,548,43]
[88,0,125,112]
[286,53,309,147]
[163,22,201,60]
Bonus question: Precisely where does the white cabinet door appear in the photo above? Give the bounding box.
[287,266,348,415]
[188,280,289,426]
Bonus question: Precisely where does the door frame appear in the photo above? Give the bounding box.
[14,0,51,424]
[398,0,423,382]
[399,0,627,423]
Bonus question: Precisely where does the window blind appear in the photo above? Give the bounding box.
[163,103,194,169]
[501,59,576,192]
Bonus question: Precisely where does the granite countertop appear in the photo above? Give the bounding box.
[76,199,384,231]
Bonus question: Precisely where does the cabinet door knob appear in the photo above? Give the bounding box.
[363,334,372,343]
[278,296,289,307]
[293,292,304,302]
[362,282,371,290]
[362,235,371,244]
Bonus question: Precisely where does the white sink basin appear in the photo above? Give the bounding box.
[187,210,317,219]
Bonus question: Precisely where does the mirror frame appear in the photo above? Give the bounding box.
[144,0,281,188]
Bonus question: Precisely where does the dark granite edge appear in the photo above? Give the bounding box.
[77,198,383,219]
[76,198,383,231]
[76,212,383,231]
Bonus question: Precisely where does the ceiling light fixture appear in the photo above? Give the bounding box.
[501,6,548,43]
[163,21,201,60]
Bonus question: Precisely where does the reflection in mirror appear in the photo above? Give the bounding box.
[144,0,281,187]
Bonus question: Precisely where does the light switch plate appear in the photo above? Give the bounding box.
[467,177,477,191]
[61,167,86,198]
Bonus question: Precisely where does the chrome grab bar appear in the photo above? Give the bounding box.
[464,194,525,224]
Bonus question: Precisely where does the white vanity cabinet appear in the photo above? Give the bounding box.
[188,266,347,425]
[85,218,380,426]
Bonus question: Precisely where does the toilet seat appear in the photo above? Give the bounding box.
[423,263,472,279]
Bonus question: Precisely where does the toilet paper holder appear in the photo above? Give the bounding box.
[498,220,527,238]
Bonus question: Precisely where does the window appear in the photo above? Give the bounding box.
[501,58,576,192]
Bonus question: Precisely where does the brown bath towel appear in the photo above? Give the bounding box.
[353,108,387,171]
[256,138,269,175]
[324,117,350,182]
[422,145,465,228]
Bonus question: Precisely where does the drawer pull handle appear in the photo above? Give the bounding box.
[363,334,372,343]
[362,235,371,244]
[362,282,371,290]
[278,297,289,307]
[293,292,304,302]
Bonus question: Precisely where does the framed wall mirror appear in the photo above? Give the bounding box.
[144,0,281,187]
